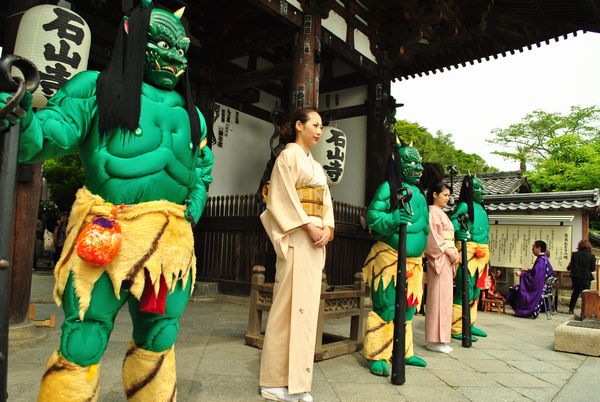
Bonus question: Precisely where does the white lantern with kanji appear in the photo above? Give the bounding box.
[312,126,347,187]
[13,5,91,108]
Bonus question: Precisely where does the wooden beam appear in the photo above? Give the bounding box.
[322,103,367,121]
[365,78,392,203]
[319,72,367,92]
[322,28,378,77]
[216,96,272,123]
[214,63,290,93]
[250,0,303,27]
[290,10,321,109]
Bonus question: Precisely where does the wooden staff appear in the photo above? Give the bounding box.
[457,213,472,348]
[0,54,39,402]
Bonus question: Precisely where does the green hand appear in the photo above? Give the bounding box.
[0,90,32,131]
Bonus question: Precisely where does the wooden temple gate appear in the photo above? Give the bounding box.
[3,0,600,324]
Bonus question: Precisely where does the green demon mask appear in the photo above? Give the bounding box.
[397,144,423,185]
[143,8,189,90]
[472,176,486,203]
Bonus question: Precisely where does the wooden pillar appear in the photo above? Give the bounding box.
[2,0,47,325]
[290,7,321,110]
[365,78,392,203]
[582,211,589,240]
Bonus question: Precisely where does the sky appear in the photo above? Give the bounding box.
[390,31,600,172]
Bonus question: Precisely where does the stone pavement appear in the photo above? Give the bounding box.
[6,272,600,401]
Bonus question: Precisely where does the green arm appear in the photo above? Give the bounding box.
[17,71,99,163]
[366,182,409,236]
[184,110,214,224]
[450,202,468,232]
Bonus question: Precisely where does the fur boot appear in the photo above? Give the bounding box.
[38,351,100,402]
[122,342,177,401]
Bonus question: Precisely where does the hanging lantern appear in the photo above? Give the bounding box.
[13,5,91,108]
[312,126,347,187]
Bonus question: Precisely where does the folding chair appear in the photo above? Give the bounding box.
[542,276,558,319]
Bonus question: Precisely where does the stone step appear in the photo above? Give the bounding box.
[554,319,600,356]
[192,281,218,299]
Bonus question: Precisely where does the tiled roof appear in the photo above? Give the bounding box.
[447,171,531,196]
[484,189,600,212]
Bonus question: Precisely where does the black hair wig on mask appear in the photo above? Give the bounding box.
[457,175,475,224]
[96,2,202,153]
[385,148,401,211]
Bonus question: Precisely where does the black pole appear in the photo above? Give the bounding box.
[0,123,19,402]
[391,166,412,386]
[391,221,407,385]
[458,213,472,348]
[0,55,39,402]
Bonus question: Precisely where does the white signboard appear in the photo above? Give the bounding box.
[489,224,572,271]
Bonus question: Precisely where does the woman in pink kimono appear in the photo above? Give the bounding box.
[424,183,458,353]
[259,108,335,402]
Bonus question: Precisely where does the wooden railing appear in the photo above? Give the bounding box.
[194,194,373,294]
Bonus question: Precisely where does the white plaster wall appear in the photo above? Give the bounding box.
[322,10,347,42]
[321,85,367,110]
[287,0,302,10]
[208,81,369,205]
[209,104,273,196]
[353,28,377,63]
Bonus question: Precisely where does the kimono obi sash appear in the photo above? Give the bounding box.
[443,230,455,247]
[296,186,324,218]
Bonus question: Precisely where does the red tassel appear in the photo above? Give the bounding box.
[139,271,168,314]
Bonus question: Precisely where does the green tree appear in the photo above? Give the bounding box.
[528,133,600,192]
[488,105,600,171]
[394,120,497,174]
[43,152,85,212]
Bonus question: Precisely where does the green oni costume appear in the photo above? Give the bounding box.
[362,144,429,375]
[450,176,489,341]
[0,3,213,401]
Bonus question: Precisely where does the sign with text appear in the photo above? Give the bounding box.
[489,224,572,271]
[14,5,91,107]
[312,126,347,187]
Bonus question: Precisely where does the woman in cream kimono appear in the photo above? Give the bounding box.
[259,108,335,402]
[424,183,458,353]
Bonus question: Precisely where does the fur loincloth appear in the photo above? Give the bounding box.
[457,242,489,286]
[362,241,424,308]
[54,187,196,319]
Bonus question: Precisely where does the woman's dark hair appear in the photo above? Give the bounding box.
[534,240,547,252]
[577,239,592,252]
[279,107,319,144]
[427,182,451,206]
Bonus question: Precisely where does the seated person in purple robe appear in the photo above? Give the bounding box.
[505,240,554,318]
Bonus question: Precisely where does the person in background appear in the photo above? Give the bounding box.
[53,213,67,264]
[424,182,458,353]
[505,240,554,318]
[567,239,596,314]
[259,108,334,402]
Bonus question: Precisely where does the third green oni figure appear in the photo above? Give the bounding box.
[450,175,490,341]
[362,142,429,375]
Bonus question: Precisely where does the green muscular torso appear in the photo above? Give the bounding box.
[366,182,429,256]
[17,71,213,222]
[451,202,489,244]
